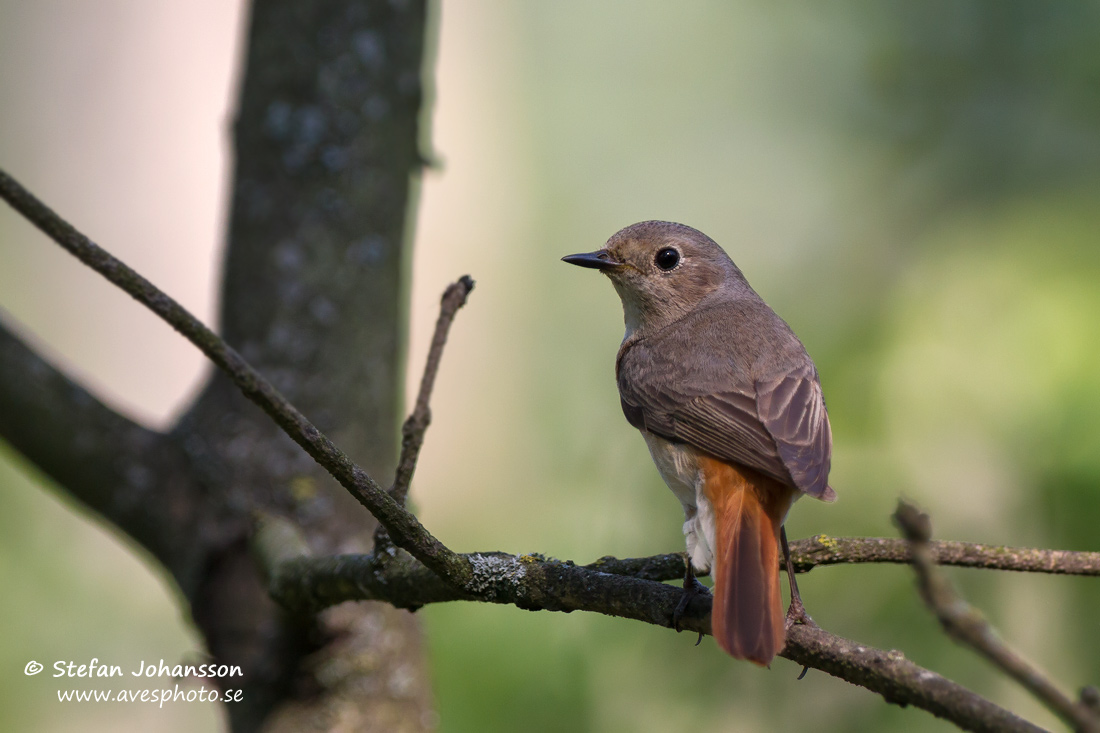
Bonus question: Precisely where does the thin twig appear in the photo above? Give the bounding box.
[374,275,474,554]
[790,535,1100,576]
[895,500,1100,733]
[267,547,1044,733]
[391,276,475,506]
[577,536,1100,586]
[0,166,472,588]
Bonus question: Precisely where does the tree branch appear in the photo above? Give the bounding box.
[0,166,469,587]
[391,275,475,507]
[790,534,1100,576]
[264,544,1045,733]
[0,318,212,593]
[895,501,1100,733]
[569,535,1100,587]
[373,274,475,553]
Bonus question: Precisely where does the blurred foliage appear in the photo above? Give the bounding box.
[2,1,1099,732]
[413,3,1100,732]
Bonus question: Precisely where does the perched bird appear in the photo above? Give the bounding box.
[563,221,834,665]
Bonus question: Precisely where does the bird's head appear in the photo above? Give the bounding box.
[563,220,747,335]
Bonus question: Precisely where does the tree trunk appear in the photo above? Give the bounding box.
[182,1,434,730]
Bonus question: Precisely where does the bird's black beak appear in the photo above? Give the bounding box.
[561,249,621,271]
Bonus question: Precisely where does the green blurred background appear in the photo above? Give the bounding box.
[2,1,1098,731]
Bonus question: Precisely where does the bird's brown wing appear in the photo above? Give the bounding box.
[751,366,834,500]
[619,354,834,501]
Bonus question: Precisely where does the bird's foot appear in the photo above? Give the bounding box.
[780,526,818,632]
[672,575,711,646]
[784,594,818,632]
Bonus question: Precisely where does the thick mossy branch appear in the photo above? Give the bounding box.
[267,547,1044,733]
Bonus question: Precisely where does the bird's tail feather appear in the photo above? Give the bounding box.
[700,457,791,666]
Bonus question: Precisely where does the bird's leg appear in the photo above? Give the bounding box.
[672,554,710,645]
[781,526,817,630]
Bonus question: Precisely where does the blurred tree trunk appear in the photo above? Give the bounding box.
[181,1,435,730]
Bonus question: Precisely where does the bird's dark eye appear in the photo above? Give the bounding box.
[654,247,680,271]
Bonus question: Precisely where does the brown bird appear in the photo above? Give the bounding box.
[563,221,834,665]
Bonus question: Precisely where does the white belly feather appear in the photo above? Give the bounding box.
[641,430,716,573]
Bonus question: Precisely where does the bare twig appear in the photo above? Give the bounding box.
[391,275,475,506]
[0,167,471,587]
[575,536,1100,586]
[267,547,1044,733]
[790,535,1100,576]
[373,275,474,554]
[895,500,1100,733]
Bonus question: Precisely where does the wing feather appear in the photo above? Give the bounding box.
[618,341,834,500]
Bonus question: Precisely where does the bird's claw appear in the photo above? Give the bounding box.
[784,595,818,632]
[672,576,711,634]
[781,526,818,633]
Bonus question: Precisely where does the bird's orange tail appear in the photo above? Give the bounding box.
[700,456,795,666]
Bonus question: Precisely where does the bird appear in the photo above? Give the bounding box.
[562,220,834,665]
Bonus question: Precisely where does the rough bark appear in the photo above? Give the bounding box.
[178,1,434,730]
